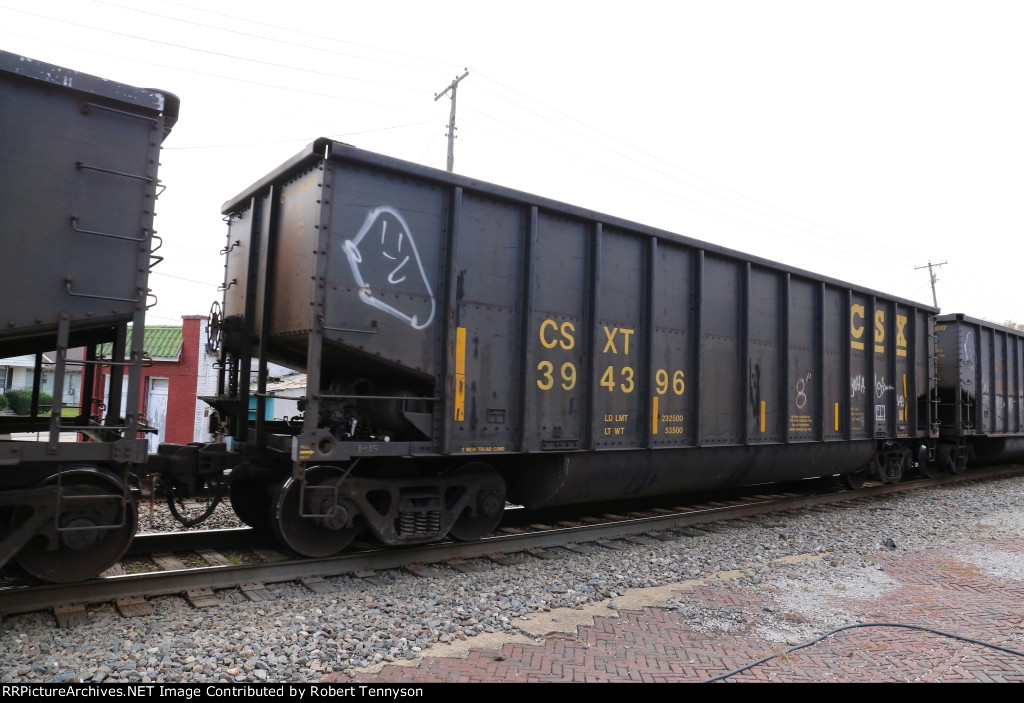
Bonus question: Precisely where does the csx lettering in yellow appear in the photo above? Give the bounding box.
[602,326,634,355]
[850,305,909,356]
[539,319,575,350]
[850,304,865,350]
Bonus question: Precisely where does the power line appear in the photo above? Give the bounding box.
[5,3,998,320]
[94,0,454,75]
[3,3,919,270]
[466,75,926,266]
[0,4,432,91]
[152,0,462,72]
[456,110,918,276]
[162,119,439,151]
[471,71,910,255]
[0,26,439,122]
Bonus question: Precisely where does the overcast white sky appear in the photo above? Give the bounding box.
[3,0,1022,326]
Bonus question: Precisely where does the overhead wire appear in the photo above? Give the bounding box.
[162,119,440,151]
[0,2,919,273]
[471,70,925,261]
[468,71,925,266]
[4,1,889,265]
[92,0,458,76]
[3,3,1002,316]
[150,271,219,287]
[456,87,945,307]
[455,114,830,256]
[151,0,462,73]
[457,106,918,278]
[0,25,435,118]
[0,4,445,92]
[938,275,1019,320]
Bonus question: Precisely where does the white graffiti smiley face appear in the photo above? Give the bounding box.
[343,206,436,330]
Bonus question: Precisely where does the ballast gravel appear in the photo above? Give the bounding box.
[2,474,1024,683]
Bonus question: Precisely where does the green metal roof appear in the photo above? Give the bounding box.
[98,325,182,360]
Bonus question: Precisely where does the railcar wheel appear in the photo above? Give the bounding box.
[272,468,360,557]
[447,463,506,542]
[229,479,274,532]
[14,468,137,583]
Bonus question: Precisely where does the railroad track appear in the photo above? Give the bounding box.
[3,465,1021,627]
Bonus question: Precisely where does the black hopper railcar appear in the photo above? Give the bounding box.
[934,314,1024,472]
[3,51,1021,584]
[155,138,939,558]
[0,51,178,582]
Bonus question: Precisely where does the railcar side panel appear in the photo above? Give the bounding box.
[747,266,782,445]
[848,293,871,439]
[451,191,524,450]
[272,167,323,339]
[593,226,645,450]
[823,286,846,441]
[322,167,446,378]
[524,211,589,451]
[650,242,694,448]
[700,254,742,446]
[787,277,818,442]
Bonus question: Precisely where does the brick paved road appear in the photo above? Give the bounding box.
[328,541,1024,683]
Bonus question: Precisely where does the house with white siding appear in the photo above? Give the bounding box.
[0,351,83,406]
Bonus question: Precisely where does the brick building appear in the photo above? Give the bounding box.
[93,315,219,451]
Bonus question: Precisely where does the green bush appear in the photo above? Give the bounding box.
[3,389,53,414]
[4,390,31,414]
[0,394,7,412]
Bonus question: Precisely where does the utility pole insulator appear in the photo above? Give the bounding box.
[914,260,948,309]
[434,70,469,173]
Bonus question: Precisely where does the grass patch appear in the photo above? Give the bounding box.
[121,556,158,574]
[222,549,262,565]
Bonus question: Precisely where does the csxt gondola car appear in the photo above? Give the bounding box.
[166,137,940,559]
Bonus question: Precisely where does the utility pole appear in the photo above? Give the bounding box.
[915,260,948,308]
[434,69,469,172]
